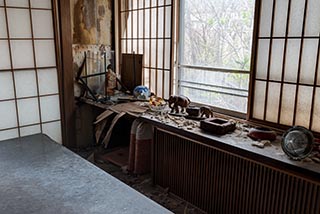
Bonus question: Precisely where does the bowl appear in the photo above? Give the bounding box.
[281,126,314,160]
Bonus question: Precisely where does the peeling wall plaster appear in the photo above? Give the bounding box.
[71,0,112,46]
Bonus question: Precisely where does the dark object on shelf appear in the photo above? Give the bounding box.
[281,126,314,160]
[121,53,143,92]
[200,118,236,135]
[168,95,190,114]
[248,127,277,141]
[200,106,214,118]
[186,106,200,117]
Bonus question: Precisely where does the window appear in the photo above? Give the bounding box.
[0,0,62,143]
[251,0,320,133]
[119,0,173,99]
[177,0,255,113]
[117,0,320,135]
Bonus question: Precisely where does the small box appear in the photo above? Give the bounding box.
[200,118,236,135]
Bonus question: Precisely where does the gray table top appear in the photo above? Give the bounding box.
[0,134,171,214]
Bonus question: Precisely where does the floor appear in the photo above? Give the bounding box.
[78,147,205,214]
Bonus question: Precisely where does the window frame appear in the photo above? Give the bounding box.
[175,0,257,117]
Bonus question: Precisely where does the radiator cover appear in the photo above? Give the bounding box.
[153,128,320,214]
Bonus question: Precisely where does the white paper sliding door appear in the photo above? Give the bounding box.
[0,0,62,143]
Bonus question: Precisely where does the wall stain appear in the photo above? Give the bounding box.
[72,0,112,45]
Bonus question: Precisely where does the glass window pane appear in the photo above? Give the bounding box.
[259,0,273,37]
[11,40,34,68]
[40,95,61,122]
[32,10,54,38]
[132,10,137,38]
[0,72,15,100]
[150,39,156,67]
[252,81,266,120]
[38,68,59,95]
[42,121,62,144]
[300,39,318,85]
[138,10,144,38]
[0,8,7,38]
[144,39,150,67]
[0,0,3,6]
[157,7,164,37]
[269,39,284,81]
[273,0,289,37]
[0,129,19,141]
[151,0,157,7]
[265,82,281,123]
[256,39,270,80]
[311,88,320,132]
[17,98,40,126]
[150,69,156,93]
[284,39,300,83]
[144,9,150,38]
[20,125,41,137]
[7,8,31,38]
[34,40,56,67]
[163,71,170,99]
[157,39,164,68]
[288,0,305,37]
[0,41,11,70]
[6,0,28,7]
[280,84,296,126]
[14,70,38,98]
[165,6,171,38]
[181,0,254,69]
[30,0,52,9]
[164,39,170,69]
[151,8,156,38]
[295,86,313,128]
[305,0,320,36]
[0,101,17,129]
[157,69,163,97]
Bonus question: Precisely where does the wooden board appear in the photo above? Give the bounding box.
[121,53,143,92]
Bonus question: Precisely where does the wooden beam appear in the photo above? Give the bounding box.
[54,0,76,148]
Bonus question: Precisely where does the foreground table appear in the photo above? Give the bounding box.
[0,134,171,214]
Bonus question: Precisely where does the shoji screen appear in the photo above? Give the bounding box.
[251,0,320,133]
[119,0,173,99]
[0,0,62,143]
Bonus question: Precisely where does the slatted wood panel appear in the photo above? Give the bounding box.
[154,128,320,214]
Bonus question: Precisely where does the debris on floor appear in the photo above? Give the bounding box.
[93,150,206,214]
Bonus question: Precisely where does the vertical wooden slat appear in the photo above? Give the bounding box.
[291,0,308,126]
[28,0,43,133]
[148,6,152,88]
[154,0,158,95]
[263,0,276,121]
[309,35,320,129]
[161,4,166,97]
[142,0,145,85]
[3,0,21,137]
[247,0,262,120]
[277,0,292,124]
[169,0,175,95]
[54,0,75,146]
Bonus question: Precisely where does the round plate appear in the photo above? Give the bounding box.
[281,126,314,160]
